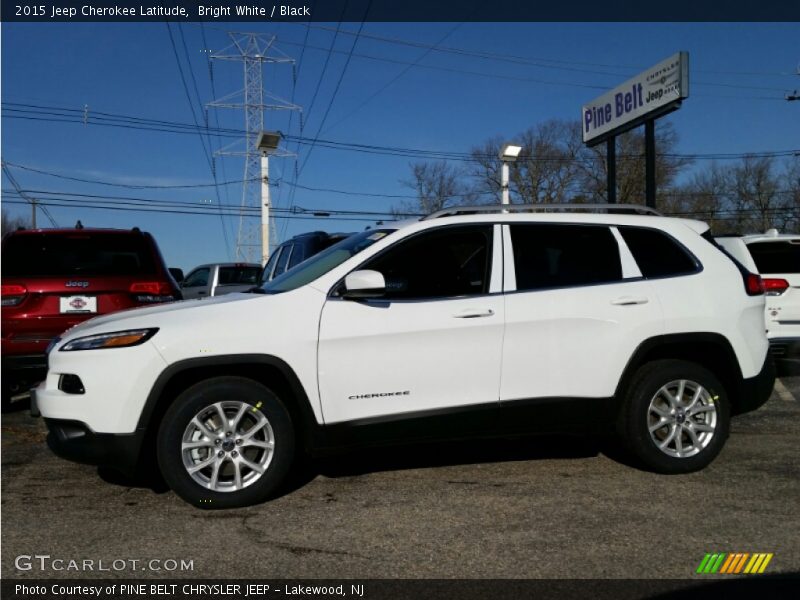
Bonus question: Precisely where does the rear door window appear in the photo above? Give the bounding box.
[510,224,622,291]
[618,227,699,278]
[2,233,157,277]
[747,241,800,274]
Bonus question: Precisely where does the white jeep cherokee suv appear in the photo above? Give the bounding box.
[716,230,800,376]
[33,205,775,509]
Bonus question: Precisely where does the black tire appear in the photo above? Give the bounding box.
[618,359,730,474]
[157,376,295,509]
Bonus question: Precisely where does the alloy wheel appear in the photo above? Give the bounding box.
[647,379,718,458]
[181,401,275,492]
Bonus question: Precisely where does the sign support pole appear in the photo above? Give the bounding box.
[645,119,656,208]
[606,137,616,203]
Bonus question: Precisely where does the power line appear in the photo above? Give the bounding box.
[0,196,404,222]
[3,102,798,163]
[3,195,795,223]
[1,162,58,227]
[2,161,257,189]
[298,24,796,92]
[298,0,371,174]
[4,188,415,218]
[166,22,233,259]
[320,21,463,135]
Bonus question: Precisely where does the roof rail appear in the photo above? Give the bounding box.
[423,203,663,220]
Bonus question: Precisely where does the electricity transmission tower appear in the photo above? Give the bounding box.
[210,33,299,264]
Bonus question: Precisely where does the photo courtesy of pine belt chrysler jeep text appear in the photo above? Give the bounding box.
[32,204,776,509]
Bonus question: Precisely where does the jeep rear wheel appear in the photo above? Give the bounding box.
[620,360,730,473]
[157,377,295,509]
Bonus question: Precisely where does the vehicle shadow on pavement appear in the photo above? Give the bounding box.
[96,465,170,494]
[310,434,606,478]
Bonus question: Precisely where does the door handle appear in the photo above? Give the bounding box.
[611,296,649,306]
[453,308,495,318]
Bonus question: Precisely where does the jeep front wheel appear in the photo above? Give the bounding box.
[157,377,295,509]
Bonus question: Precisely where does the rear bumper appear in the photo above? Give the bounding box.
[735,354,776,416]
[43,416,144,475]
[768,338,800,376]
[1,354,48,391]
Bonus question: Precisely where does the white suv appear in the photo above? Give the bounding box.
[716,230,800,375]
[33,205,775,508]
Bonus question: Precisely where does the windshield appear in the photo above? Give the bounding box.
[260,229,395,294]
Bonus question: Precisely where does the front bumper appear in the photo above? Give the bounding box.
[735,354,776,415]
[43,416,144,475]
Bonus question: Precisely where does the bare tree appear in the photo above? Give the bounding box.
[1,211,30,237]
[576,120,692,204]
[513,120,583,203]
[395,161,467,216]
[730,155,797,233]
[660,162,737,233]
[663,155,799,234]
[466,135,504,203]
[467,121,583,204]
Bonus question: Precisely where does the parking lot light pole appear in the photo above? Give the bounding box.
[499,143,523,206]
[256,131,281,266]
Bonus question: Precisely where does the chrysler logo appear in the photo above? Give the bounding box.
[69,298,87,310]
[65,281,89,288]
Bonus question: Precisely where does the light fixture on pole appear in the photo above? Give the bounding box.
[256,131,281,266]
[499,143,523,206]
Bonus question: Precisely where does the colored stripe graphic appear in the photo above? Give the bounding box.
[698,552,774,574]
[734,553,750,573]
[710,553,726,573]
[696,554,712,574]
[758,554,773,573]
[719,554,736,574]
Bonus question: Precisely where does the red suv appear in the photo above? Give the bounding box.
[1,226,181,406]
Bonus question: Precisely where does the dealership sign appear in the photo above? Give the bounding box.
[582,52,689,145]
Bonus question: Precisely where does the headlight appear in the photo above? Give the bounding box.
[60,328,158,351]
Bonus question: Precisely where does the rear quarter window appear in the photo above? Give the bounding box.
[747,241,800,274]
[618,227,699,278]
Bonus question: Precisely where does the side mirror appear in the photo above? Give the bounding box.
[342,270,386,299]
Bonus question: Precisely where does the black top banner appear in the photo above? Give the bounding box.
[1,0,799,22]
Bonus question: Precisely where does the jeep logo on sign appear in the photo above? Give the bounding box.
[65,281,89,288]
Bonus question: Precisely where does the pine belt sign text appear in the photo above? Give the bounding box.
[582,52,689,145]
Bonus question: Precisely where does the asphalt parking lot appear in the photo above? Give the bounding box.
[2,377,799,580]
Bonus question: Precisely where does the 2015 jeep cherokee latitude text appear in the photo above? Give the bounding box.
[33,205,776,509]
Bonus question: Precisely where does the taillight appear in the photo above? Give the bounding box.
[130,282,172,295]
[762,278,790,296]
[1,284,28,307]
[129,281,175,304]
[745,273,765,296]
